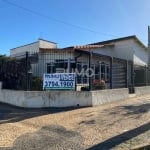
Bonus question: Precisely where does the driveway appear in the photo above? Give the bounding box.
[0,95,150,150]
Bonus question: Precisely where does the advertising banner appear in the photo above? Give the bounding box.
[43,73,75,90]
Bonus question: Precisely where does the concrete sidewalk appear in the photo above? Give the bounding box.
[0,95,150,150]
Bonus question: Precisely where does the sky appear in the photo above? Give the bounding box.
[0,0,150,55]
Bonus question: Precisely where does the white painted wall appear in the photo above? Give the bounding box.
[92,39,134,60]
[91,39,148,66]
[10,39,57,57]
[0,88,129,108]
[39,40,57,48]
[37,51,74,77]
[92,88,129,105]
[132,40,148,66]
[10,42,39,57]
[135,86,150,96]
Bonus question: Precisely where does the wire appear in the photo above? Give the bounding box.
[2,0,118,38]
[2,0,148,44]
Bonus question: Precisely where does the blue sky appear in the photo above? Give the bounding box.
[0,0,150,55]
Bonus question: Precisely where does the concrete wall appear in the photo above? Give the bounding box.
[0,88,129,108]
[92,39,147,67]
[135,86,150,96]
[92,88,129,105]
[10,42,39,56]
[92,39,134,61]
[10,39,57,57]
[133,40,148,67]
[39,39,57,49]
[0,89,92,108]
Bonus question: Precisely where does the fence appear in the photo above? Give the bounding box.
[0,50,147,91]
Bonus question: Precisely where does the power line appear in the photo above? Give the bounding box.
[1,0,148,44]
[2,0,118,38]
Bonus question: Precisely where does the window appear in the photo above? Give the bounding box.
[47,63,56,73]
[77,62,82,83]
[55,60,67,69]
[106,65,110,82]
[83,64,88,83]
[95,64,100,80]
[55,59,76,73]
[92,62,110,83]
[76,62,88,84]
[101,63,105,80]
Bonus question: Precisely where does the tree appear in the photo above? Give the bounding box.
[0,55,31,90]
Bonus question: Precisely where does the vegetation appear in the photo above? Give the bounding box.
[81,79,106,91]
[0,55,31,90]
[31,77,43,91]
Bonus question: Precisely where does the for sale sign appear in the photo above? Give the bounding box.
[43,73,75,90]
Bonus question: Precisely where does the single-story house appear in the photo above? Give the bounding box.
[10,36,148,90]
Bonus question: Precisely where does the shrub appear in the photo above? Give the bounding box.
[92,79,106,90]
[81,79,106,91]
[81,86,90,91]
[31,77,43,91]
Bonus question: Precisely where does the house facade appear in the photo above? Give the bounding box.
[10,36,148,90]
[10,38,57,56]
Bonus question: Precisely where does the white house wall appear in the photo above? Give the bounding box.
[37,51,74,77]
[92,39,134,61]
[92,39,147,67]
[39,40,57,49]
[10,42,39,57]
[132,40,148,67]
[10,39,57,57]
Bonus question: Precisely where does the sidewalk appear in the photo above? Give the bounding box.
[0,94,150,149]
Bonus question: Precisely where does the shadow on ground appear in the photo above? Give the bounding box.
[87,122,150,150]
[104,103,150,119]
[120,103,150,115]
[0,125,84,150]
[0,102,84,124]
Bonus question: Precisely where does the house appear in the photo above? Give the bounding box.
[10,36,148,90]
[88,35,148,87]
[10,38,57,56]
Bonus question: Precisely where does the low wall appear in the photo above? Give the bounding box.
[135,86,150,96]
[0,90,92,108]
[92,88,129,105]
[0,88,129,108]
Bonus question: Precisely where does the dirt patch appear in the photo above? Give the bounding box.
[1,125,83,150]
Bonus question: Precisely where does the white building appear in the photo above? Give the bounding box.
[10,38,57,57]
[10,36,148,90]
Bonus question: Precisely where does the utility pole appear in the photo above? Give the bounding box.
[148,26,150,85]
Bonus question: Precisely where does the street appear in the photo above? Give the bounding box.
[0,95,150,150]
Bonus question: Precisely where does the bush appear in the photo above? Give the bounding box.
[81,86,90,91]
[31,77,43,91]
[92,79,106,90]
[81,79,106,91]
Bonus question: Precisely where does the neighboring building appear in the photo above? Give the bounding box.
[10,36,148,90]
[10,38,57,57]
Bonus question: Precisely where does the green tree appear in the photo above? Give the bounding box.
[0,55,31,90]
